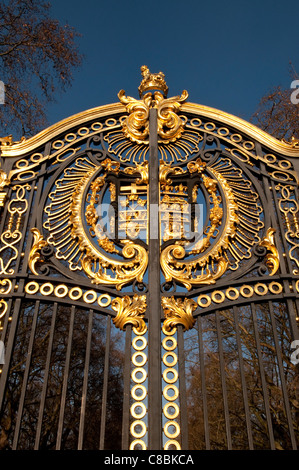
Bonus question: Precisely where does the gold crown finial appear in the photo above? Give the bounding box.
[138,65,169,98]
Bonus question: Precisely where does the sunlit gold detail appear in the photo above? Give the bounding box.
[44,157,148,289]
[0,169,9,207]
[54,284,68,298]
[282,136,299,148]
[164,420,180,439]
[0,184,30,275]
[162,296,197,332]
[131,384,147,401]
[162,336,177,351]
[25,281,39,294]
[225,287,239,301]
[211,290,226,304]
[240,285,254,298]
[0,299,8,324]
[68,287,82,300]
[197,294,212,308]
[163,368,178,384]
[163,384,179,402]
[131,367,147,384]
[118,66,188,145]
[269,282,283,294]
[123,161,149,184]
[130,420,147,438]
[112,294,147,334]
[276,184,299,275]
[97,294,111,307]
[28,228,48,275]
[129,440,147,450]
[40,283,54,296]
[254,283,268,295]
[132,335,147,351]
[83,290,97,304]
[164,440,181,450]
[163,402,180,420]
[163,352,178,368]
[258,228,280,275]
[0,278,12,295]
[132,351,147,367]
[131,402,147,419]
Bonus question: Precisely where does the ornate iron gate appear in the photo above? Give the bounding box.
[0,67,298,450]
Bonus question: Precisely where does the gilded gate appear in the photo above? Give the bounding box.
[0,67,298,450]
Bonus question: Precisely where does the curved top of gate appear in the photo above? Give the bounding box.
[1,65,299,159]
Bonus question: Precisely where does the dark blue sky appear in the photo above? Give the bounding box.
[47,0,299,128]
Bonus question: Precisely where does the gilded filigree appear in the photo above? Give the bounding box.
[118,66,188,145]
[112,294,147,334]
[29,228,48,275]
[258,228,279,275]
[162,296,197,331]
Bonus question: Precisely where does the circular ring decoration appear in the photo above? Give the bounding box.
[225,287,239,301]
[163,402,180,420]
[131,367,147,384]
[164,420,180,439]
[83,290,97,304]
[269,282,283,294]
[254,283,268,296]
[197,294,212,308]
[98,294,111,307]
[129,439,147,450]
[132,351,147,367]
[162,336,177,351]
[132,336,147,351]
[40,283,54,296]
[130,420,147,438]
[211,290,226,304]
[164,439,181,450]
[163,368,178,384]
[240,285,254,298]
[163,352,178,367]
[25,281,39,295]
[163,385,179,402]
[69,287,82,300]
[131,402,147,419]
[54,284,68,298]
[131,384,147,401]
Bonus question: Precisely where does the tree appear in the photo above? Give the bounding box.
[251,65,299,142]
[0,0,82,139]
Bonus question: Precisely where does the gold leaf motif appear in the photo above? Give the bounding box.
[112,294,147,334]
[258,227,280,275]
[162,296,197,331]
[29,228,48,275]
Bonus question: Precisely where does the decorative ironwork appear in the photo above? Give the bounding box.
[0,66,298,451]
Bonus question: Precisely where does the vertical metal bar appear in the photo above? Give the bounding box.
[34,302,58,450]
[122,325,132,450]
[177,325,188,450]
[215,311,232,449]
[147,107,162,450]
[251,302,276,449]
[196,316,210,449]
[268,301,297,449]
[12,300,40,449]
[99,315,111,450]
[56,305,75,449]
[78,308,93,450]
[232,306,254,449]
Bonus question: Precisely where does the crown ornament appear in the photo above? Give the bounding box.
[138,65,169,98]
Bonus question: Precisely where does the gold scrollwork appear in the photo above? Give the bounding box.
[162,296,197,332]
[111,294,147,334]
[258,227,280,275]
[29,228,48,275]
[118,66,188,145]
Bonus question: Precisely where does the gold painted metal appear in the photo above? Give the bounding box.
[29,228,48,275]
[111,294,147,334]
[118,66,188,145]
[162,296,197,332]
[44,157,148,290]
[0,279,12,329]
[258,228,280,275]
